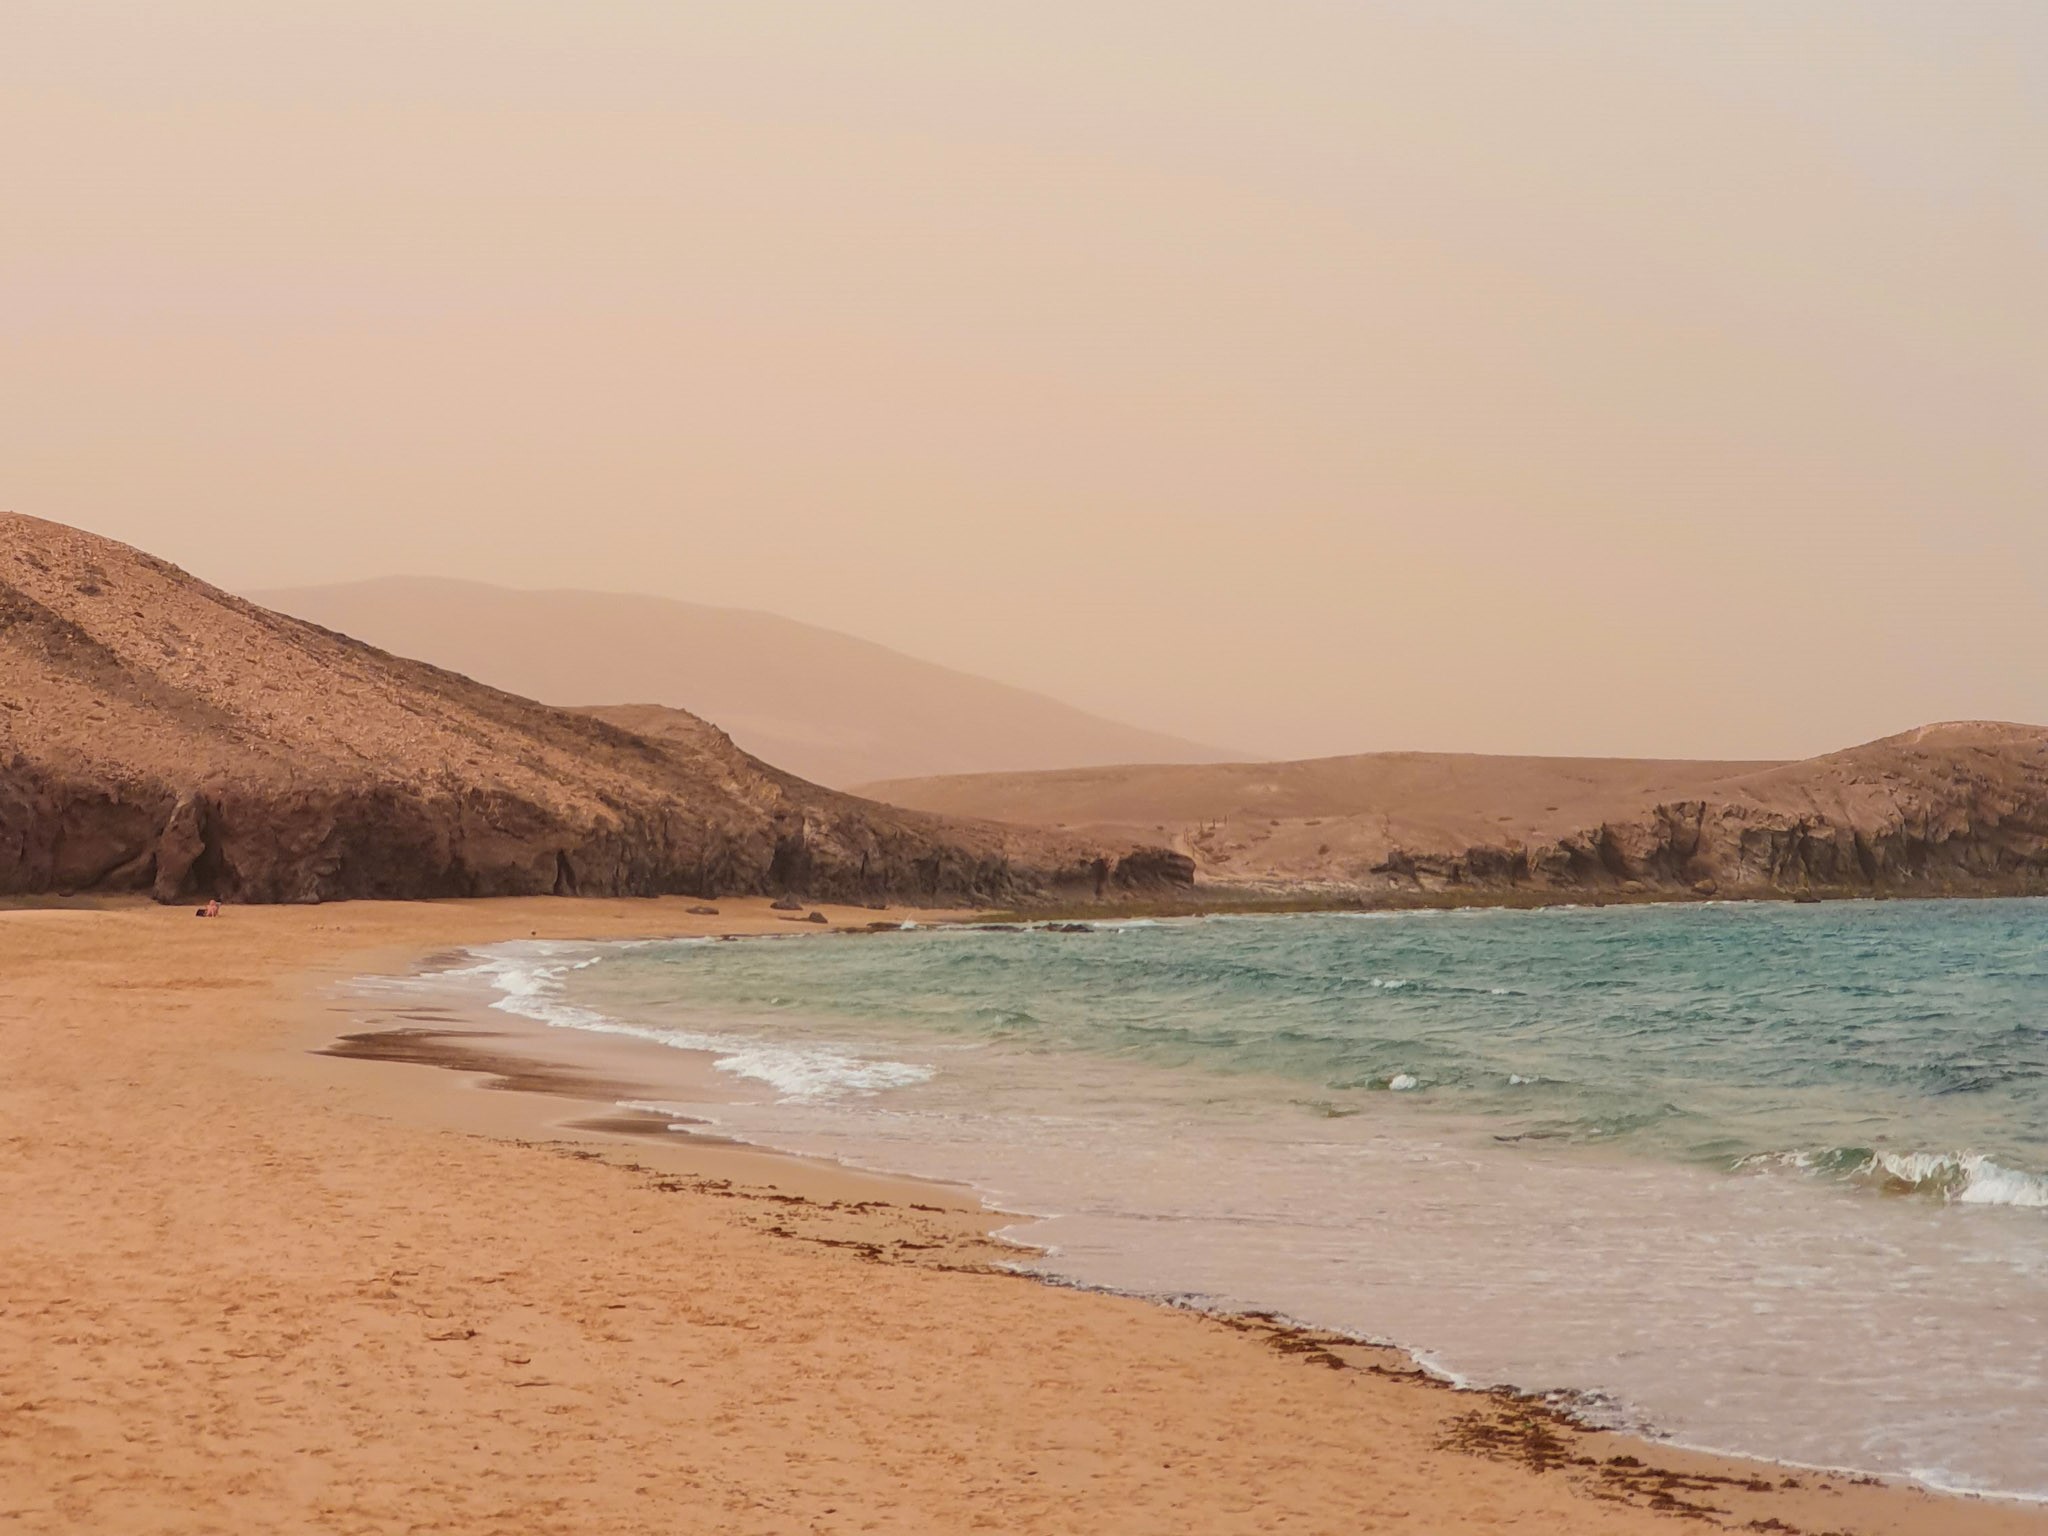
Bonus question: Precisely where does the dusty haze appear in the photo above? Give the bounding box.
[246,578,1236,787]
[6,3,2043,759]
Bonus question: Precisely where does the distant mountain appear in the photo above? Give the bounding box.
[244,578,1237,788]
[861,723,2048,902]
[0,514,1131,905]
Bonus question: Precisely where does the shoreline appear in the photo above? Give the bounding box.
[13,866,2048,930]
[6,895,2043,1535]
[990,877,2048,923]
[341,918,2048,1513]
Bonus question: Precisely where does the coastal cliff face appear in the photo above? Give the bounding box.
[0,515,1182,906]
[864,725,2048,905]
[1371,725,2048,901]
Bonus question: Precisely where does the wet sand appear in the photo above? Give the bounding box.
[4,895,2042,1535]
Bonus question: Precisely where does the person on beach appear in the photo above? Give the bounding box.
[194,898,221,918]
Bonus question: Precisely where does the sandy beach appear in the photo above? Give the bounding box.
[5,897,2043,1535]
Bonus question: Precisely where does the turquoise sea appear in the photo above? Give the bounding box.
[446,899,2048,1499]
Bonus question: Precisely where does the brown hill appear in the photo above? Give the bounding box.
[0,515,1167,906]
[243,578,1237,788]
[862,724,2048,901]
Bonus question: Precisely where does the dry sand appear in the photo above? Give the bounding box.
[4,895,2041,1535]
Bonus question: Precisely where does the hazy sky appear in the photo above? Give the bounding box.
[7,2,2043,760]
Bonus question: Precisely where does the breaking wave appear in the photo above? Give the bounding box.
[1738,1147,2048,1209]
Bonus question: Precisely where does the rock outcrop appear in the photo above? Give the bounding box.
[864,724,2048,905]
[1366,724,2048,900]
[1110,847,1199,889]
[0,515,1152,906]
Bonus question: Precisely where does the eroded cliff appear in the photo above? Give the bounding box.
[865,725,2048,904]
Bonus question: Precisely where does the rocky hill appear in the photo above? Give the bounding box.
[864,724,2048,903]
[0,515,1170,906]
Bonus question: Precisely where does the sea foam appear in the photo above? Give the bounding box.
[1738,1146,2048,1209]
[446,941,935,1101]
[1864,1150,2048,1209]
